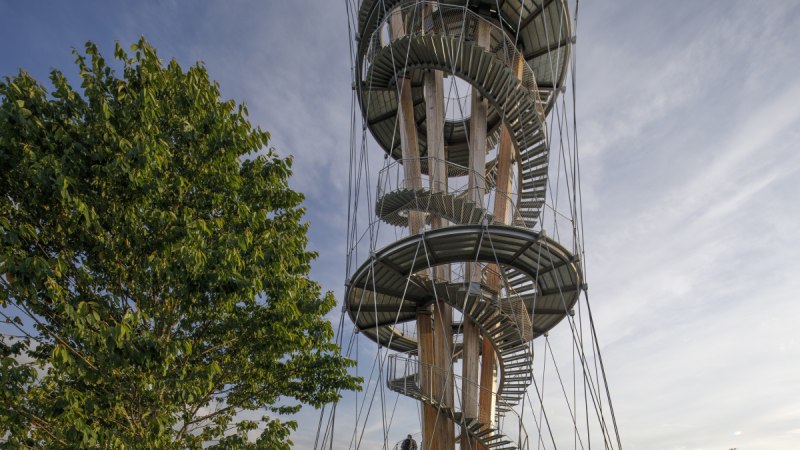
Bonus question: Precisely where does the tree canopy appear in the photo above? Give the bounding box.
[0,38,359,448]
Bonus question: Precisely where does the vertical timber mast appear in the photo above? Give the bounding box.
[325,1,624,449]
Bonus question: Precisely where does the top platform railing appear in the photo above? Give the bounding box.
[358,1,544,109]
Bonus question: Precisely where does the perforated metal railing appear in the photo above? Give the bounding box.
[387,353,530,448]
[375,157,526,227]
[360,1,546,110]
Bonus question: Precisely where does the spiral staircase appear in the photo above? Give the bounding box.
[346,1,578,448]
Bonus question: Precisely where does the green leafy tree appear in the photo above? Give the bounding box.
[0,38,359,448]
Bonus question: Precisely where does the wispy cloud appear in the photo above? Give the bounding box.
[2,1,799,448]
[574,2,800,448]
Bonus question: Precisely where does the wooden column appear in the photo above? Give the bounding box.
[389,10,424,233]
[462,19,491,450]
[425,65,455,450]
[390,8,437,448]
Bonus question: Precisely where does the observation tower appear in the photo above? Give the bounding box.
[319,1,622,449]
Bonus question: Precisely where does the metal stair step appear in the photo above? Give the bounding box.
[475,428,495,438]
[483,314,506,329]
[504,361,532,369]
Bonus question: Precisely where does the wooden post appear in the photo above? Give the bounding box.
[390,9,424,234]
[463,19,491,450]
[425,63,455,450]
[390,8,437,448]
[417,307,438,448]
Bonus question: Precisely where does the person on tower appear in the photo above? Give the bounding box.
[400,434,418,450]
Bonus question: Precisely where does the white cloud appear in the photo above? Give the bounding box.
[3,1,799,448]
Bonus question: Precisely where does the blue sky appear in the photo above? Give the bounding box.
[2,1,799,449]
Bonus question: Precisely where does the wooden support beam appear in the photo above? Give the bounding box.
[390,9,424,236]
[462,18,491,450]
[425,66,445,186]
[425,61,455,450]
[417,307,438,449]
[390,8,435,449]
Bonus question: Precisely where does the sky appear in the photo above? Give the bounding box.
[2,1,800,449]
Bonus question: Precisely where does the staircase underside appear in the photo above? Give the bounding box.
[362,32,550,226]
[346,225,583,407]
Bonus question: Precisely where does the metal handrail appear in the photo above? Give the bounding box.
[387,353,530,447]
[359,1,544,106]
[388,354,510,418]
[481,265,534,342]
[376,157,525,227]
